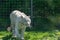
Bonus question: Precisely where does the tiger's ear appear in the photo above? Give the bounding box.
[28,16,30,18]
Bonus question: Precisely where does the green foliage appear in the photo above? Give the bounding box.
[0,31,60,40]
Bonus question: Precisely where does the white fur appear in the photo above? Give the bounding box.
[10,10,31,40]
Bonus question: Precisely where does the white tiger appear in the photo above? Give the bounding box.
[10,10,31,40]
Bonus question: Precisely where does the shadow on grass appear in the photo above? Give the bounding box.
[2,34,12,40]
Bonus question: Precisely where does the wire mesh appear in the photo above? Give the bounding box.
[0,0,33,30]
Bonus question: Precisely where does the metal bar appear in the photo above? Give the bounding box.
[31,0,33,25]
[31,0,33,17]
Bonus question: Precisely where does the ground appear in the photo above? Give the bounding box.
[0,31,60,40]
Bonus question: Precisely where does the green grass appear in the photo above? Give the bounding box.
[0,31,10,37]
[0,31,60,40]
[24,31,58,40]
